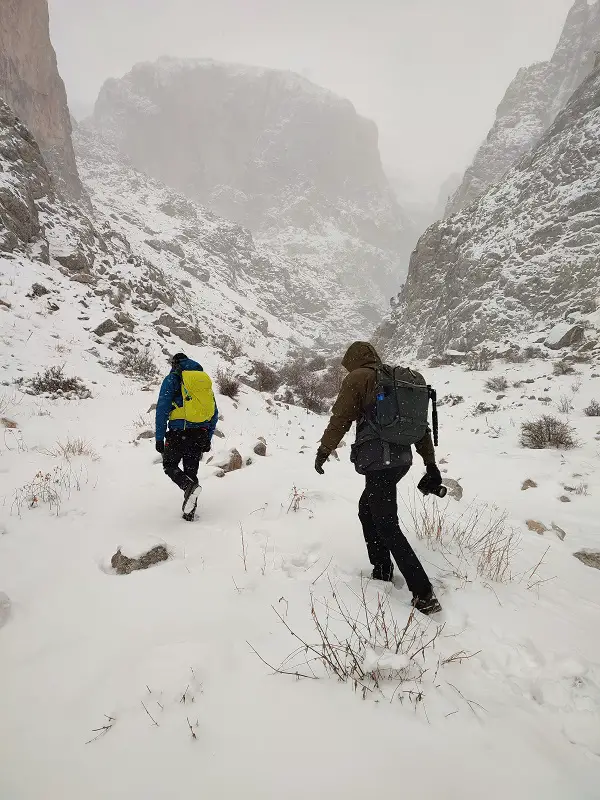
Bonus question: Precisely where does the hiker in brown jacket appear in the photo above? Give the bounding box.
[315,342,442,615]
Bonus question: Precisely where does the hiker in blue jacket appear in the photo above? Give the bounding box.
[155,353,218,521]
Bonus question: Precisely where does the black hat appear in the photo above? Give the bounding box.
[171,352,188,369]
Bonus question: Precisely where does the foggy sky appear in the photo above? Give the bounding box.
[48,0,573,205]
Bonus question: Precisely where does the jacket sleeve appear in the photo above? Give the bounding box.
[319,372,363,454]
[155,373,177,442]
[207,395,218,437]
[414,428,436,466]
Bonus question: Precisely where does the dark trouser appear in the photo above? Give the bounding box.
[162,428,207,491]
[358,467,432,598]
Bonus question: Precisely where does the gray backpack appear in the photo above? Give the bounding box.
[351,365,438,473]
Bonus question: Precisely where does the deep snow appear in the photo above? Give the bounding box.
[1,264,600,798]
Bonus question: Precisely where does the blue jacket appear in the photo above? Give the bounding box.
[155,358,218,442]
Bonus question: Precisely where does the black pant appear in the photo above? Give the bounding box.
[162,429,207,491]
[358,467,432,598]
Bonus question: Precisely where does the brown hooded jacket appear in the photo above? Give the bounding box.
[319,341,436,465]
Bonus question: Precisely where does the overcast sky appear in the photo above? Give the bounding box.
[48,0,574,204]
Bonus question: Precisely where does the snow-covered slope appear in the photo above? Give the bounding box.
[74,124,375,344]
[378,62,600,359]
[0,95,315,369]
[89,57,413,327]
[447,0,600,216]
[1,292,600,796]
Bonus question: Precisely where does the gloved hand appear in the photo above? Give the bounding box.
[426,463,442,486]
[155,439,165,454]
[315,447,329,475]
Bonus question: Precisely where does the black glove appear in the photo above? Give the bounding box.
[155,439,165,454]
[315,447,329,475]
[426,463,442,486]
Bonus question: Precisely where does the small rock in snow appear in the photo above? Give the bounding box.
[573,550,600,570]
[521,479,538,491]
[526,520,547,535]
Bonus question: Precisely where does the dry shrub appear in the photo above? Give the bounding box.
[253,361,281,393]
[44,437,99,460]
[556,394,573,414]
[404,496,519,583]
[215,367,240,399]
[12,464,88,516]
[503,349,525,364]
[584,399,600,417]
[0,389,20,417]
[281,357,307,387]
[523,346,547,360]
[466,347,492,371]
[296,375,326,414]
[117,350,158,381]
[29,366,90,397]
[306,354,327,372]
[250,580,478,707]
[485,376,508,392]
[428,353,457,368]
[520,415,578,450]
[318,363,345,398]
[553,360,575,376]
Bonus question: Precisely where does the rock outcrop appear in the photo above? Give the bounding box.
[377,64,600,358]
[0,0,85,202]
[447,0,600,216]
[89,57,412,322]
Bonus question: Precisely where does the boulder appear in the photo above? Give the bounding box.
[551,523,567,541]
[521,479,538,490]
[212,448,243,474]
[115,311,136,331]
[545,323,585,350]
[253,437,267,456]
[94,318,119,336]
[526,520,547,535]
[111,545,169,575]
[154,312,202,346]
[55,250,90,272]
[70,273,96,285]
[573,550,600,570]
[442,478,463,501]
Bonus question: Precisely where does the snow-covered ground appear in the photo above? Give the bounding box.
[1,266,600,798]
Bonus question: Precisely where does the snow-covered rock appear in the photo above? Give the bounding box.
[447,0,600,216]
[545,323,585,350]
[88,57,413,327]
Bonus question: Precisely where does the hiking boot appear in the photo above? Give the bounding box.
[371,564,394,582]
[412,591,442,616]
[182,500,198,522]
[182,481,202,514]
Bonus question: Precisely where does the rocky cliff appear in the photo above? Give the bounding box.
[0,0,85,202]
[447,0,600,216]
[89,57,412,324]
[377,62,600,359]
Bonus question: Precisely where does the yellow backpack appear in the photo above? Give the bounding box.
[169,370,215,424]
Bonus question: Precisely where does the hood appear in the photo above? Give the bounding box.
[173,358,203,373]
[341,341,381,372]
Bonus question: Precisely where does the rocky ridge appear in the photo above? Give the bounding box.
[377,63,600,360]
[0,0,85,202]
[447,0,600,216]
